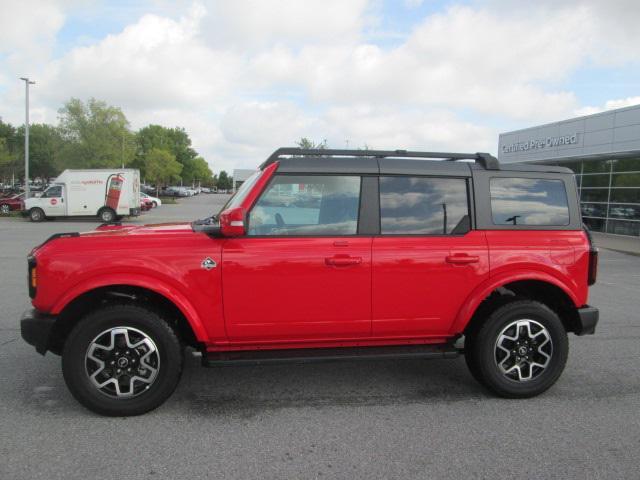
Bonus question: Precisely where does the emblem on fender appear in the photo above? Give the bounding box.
[201,257,217,270]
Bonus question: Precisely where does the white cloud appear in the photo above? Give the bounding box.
[2,0,640,174]
[0,0,65,61]
[200,0,370,49]
[40,4,241,110]
[576,96,640,116]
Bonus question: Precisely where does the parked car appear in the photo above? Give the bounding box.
[163,186,189,197]
[140,197,153,211]
[0,192,25,214]
[140,192,162,207]
[20,147,599,416]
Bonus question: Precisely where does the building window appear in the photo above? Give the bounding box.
[570,157,640,237]
[490,178,570,226]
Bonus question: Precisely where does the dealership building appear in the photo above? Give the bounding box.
[498,104,640,237]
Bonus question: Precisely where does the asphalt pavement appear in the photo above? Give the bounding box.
[1,194,639,479]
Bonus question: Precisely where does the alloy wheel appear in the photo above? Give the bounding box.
[494,319,552,382]
[85,327,160,398]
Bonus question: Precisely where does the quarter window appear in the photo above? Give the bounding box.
[490,178,570,226]
[379,176,470,235]
[248,175,361,236]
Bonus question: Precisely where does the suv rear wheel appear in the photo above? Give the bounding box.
[465,300,568,398]
[62,305,183,416]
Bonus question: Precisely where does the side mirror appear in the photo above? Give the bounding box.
[219,206,246,237]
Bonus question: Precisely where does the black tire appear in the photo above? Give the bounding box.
[62,304,183,416]
[98,207,116,223]
[29,207,45,222]
[465,300,568,398]
[0,204,10,215]
[152,201,157,208]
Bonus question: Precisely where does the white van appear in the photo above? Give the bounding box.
[24,169,141,223]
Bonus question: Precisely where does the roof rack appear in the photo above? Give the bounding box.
[260,148,500,170]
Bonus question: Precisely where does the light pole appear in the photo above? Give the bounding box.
[20,77,35,198]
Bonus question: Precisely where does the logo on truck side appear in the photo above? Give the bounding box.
[201,257,217,270]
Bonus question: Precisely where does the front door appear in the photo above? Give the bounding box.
[41,185,66,216]
[222,174,372,342]
[372,175,489,337]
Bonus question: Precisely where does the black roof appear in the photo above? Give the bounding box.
[260,147,574,176]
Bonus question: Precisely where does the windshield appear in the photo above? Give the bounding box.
[218,170,262,214]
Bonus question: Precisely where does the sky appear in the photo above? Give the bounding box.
[1,0,640,174]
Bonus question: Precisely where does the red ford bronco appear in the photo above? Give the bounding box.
[21,148,599,416]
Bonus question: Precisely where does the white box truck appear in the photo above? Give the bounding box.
[24,169,141,222]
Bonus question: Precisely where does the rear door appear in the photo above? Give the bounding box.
[222,174,373,341]
[372,175,489,337]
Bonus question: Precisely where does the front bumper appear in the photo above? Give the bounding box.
[20,309,57,355]
[575,305,599,336]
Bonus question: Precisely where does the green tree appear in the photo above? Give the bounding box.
[0,120,19,181]
[296,137,327,150]
[14,124,64,178]
[0,138,17,181]
[135,125,200,180]
[58,98,135,169]
[182,156,213,186]
[143,148,183,194]
[216,170,233,190]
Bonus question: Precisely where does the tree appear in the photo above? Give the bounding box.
[143,148,183,194]
[181,156,213,186]
[135,125,200,180]
[0,138,16,181]
[0,120,19,182]
[216,170,233,191]
[14,124,64,179]
[296,137,327,150]
[58,98,135,169]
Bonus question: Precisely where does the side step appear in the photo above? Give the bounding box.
[202,344,460,367]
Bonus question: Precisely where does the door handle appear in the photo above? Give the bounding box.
[446,254,479,264]
[325,256,362,266]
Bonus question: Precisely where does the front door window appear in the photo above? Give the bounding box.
[248,175,361,236]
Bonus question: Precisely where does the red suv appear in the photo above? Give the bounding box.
[21,148,599,416]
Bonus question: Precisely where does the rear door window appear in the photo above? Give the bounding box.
[248,175,361,236]
[379,176,470,235]
[490,178,569,226]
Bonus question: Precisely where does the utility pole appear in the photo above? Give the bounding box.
[19,77,35,198]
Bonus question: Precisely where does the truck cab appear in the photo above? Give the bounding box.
[25,184,66,220]
[20,148,599,416]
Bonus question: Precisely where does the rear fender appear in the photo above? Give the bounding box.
[449,269,579,335]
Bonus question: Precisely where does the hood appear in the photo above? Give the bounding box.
[81,222,194,238]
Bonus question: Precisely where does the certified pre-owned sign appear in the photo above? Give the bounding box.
[502,133,578,154]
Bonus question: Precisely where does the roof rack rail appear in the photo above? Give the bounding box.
[260,148,499,170]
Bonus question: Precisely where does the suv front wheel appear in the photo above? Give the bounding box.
[465,300,568,398]
[62,305,183,416]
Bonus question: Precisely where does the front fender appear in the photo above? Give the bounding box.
[50,273,210,343]
[449,269,580,335]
